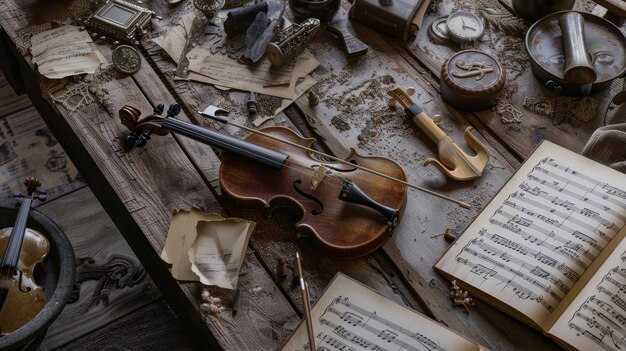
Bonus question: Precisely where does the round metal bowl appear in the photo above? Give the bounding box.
[525,10,626,97]
[0,200,76,351]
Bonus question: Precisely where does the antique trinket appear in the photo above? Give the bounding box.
[84,0,156,45]
[440,50,506,111]
[525,11,626,97]
[445,11,484,44]
[266,18,321,67]
[112,45,141,74]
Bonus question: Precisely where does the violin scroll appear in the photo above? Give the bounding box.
[119,104,182,148]
[15,177,47,202]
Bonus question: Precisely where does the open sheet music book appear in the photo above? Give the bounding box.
[436,141,626,351]
[281,273,486,351]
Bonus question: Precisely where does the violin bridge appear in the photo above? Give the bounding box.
[311,164,330,191]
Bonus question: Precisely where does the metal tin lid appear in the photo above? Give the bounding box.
[441,50,506,97]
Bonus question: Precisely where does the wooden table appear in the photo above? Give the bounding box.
[0,0,622,350]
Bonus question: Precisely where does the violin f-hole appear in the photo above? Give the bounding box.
[293,180,324,215]
[17,271,31,293]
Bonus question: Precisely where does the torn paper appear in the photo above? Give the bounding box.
[154,13,319,100]
[30,25,106,79]
[151,12,195,64]
[189,218,254,289]
[186,49,318,100]
[161,208,255,289]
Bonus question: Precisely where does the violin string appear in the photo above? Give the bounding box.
[0,193,34,282]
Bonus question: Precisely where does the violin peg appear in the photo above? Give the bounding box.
[124,132,139,148]
[154,103,165,115]
[167,103,181,117]
[135,131,153,147]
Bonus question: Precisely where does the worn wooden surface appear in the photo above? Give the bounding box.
[0,0,622,350]
[0,71,196,348]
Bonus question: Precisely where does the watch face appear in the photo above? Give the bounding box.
[446,11,483,42]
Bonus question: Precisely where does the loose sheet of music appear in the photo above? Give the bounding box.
[436,141,626,349]
[281,273,483,351]
[551,238,626,351]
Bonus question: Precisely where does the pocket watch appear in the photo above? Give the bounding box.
[445,11,484,44]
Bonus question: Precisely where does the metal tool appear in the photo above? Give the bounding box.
[388,87,490,181]
[266,18,321,67]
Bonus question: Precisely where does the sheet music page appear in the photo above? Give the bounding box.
[436,141,626,329]
[281,273,482,351]
[550,234,626,351]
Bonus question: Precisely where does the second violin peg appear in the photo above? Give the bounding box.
[167,103,181,117]
[154,103,165,115]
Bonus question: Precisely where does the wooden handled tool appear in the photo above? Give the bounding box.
[388,87,490,181]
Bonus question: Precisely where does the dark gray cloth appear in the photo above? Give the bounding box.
[582,123,626,173]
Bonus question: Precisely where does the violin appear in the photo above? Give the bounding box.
[0,177,49,335]
[119,104,469,258]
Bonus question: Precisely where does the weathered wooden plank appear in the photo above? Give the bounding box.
[290,15,562,351]
[50,299,197,351]
[37,187,162,349]
[0,74,30,118]
[141,0,422,316]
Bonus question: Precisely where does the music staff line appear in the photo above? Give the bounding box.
[460,245,562,303]
[455,255,550,310]
[489,217,589,270]
[505,195,612,243]
[513,189,618,235]
[526,174,626,224]
[500,204,601,260]
[535,160,626,210]
[542,158,626,202]
[323,297,447,351]
[522,181,619,231]
[479,228,581,283]
[471,238,571,296]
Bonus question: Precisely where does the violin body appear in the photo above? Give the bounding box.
[0,227,49,335]
[219,126,408,258]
